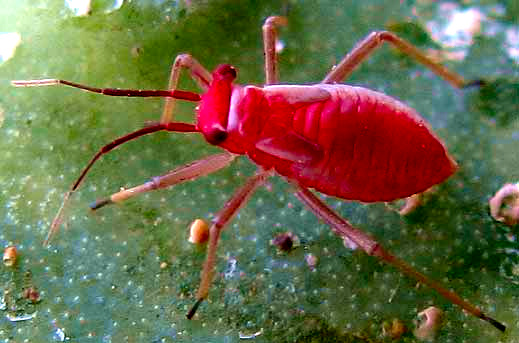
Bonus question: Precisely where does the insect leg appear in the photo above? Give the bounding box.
[262,16,288,85]
[187,168,273,319]
[293,185,506,332]
[322,31,466,88]
[45,122,198,246]
[160,54,212,124]
[90,152,236,210]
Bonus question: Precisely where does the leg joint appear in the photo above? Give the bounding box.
[373,30,394,41]
[173,53,195,68]
[149,176,162,190]
[262,16,287,31]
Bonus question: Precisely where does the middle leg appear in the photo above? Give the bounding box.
[187,168,273,319]
[90,152,236,210]
[160,54,212,124]
[262,16,288,85]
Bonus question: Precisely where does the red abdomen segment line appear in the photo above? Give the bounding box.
[290,85,457,202]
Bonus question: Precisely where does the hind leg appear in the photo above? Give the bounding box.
[292,184,505,332]
[321,30,467,88]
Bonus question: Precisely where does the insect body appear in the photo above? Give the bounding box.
[12,16,505,332]
[202,76,457,202]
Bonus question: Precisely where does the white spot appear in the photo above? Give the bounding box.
[53,327,67,341]
[443,8,483,45]
[239,328,264,339]
[6,311,37,322]
[64,0,91,16]
[65,0,123,16]
[0,32,21,64]
[426,6,484,60]
[275,39,285,53]
[426,4,519,63]
[505,26,519,63]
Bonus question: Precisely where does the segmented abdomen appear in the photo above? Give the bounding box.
[290,85,457,202]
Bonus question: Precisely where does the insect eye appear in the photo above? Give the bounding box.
[205,126,228,145]
[214,64,237,81]
[223,65,237,79]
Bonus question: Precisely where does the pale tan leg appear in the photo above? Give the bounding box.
[321,31,469,214]
[186,17,289,317]
[160,54,212,124]
[397,193,423,216]
[322,31,466,88]
[262,16,288,85]
[89,152,236,210]
[187,169,273,319]
[293,185,505,332]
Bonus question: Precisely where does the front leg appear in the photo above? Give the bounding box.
[160,54,212,124]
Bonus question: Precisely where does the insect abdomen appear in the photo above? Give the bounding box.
[291,85,457,202]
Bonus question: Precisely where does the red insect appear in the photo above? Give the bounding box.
[13,16,505,331]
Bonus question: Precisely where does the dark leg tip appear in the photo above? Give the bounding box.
[463,79,487,88]
[186,298,204,320]
[482,314,506,332]
[89,198,112,211]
